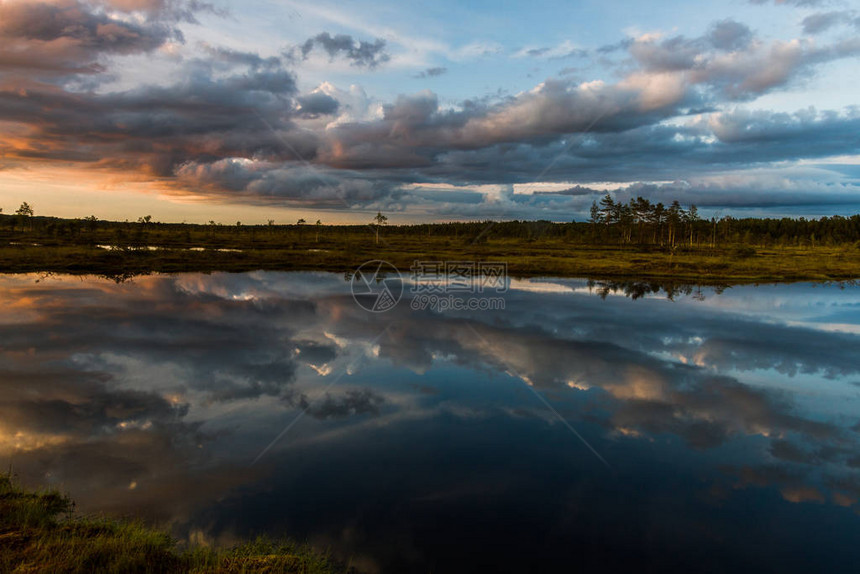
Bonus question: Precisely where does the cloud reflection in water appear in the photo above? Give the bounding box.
[1,272,859,572]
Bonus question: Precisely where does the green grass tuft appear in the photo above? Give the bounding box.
[0,474,343,574]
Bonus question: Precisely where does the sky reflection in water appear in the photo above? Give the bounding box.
[1,272,859,572]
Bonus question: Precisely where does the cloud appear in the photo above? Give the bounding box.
[512,40,588,59]
[801,11,860,34]
[0,26,307,180]
[294,32,390,68]
[708,19,754,51]
[173,159,400,205]
[749,0,829,6]
[283,388,386,419]
[321,78,690,173]
[451,41,503,60]
[0,366,190,439]
[0,0,184,78]
[770,439,819,464]
[626,30,860,101]
[312,22,860,187]
[296,91,340,118]
[1,6,858,214]
[199,44,283,71]
[97,0,226,21]
[321,97,860,194]
[312,82,383,128]
[413,66,448,79]
[596,38,634,54]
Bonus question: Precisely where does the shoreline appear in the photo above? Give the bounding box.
[1,243,859,284]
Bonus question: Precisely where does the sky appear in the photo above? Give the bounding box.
[0,0,859,223]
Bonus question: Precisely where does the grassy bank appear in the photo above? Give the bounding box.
[0,473,342,574]
[0,238,858,283]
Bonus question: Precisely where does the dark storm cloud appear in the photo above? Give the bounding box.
[0,2,400,205]
[0,53,305,177]
[377,108,860,212]
[296,91,340,117]
[295,32,390,68]
[705,107,856,145]
[535,185,599,197]
[173,160,402,206]
[0,1,168,46]
[0,0,318,188]
[579,107,853,174]
[319,79,695,172]
[0,0,181,77]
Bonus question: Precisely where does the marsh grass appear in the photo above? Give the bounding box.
[0,216,859,282]
[0,240,857,284]
[0,474,342,574]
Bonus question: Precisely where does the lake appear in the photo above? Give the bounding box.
[2,272,859,572]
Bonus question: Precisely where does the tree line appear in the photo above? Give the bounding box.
[588,195,701,247]
[1,200,859,250]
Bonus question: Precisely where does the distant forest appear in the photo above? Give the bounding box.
[1,196,859,250]
[407,195,860,248]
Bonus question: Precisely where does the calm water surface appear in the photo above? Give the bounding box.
[2,272,860,572]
